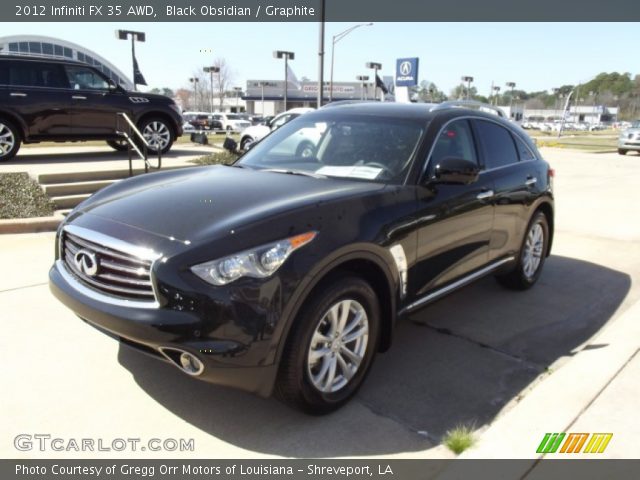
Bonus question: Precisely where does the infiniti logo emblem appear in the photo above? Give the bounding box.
[74,249,99,277]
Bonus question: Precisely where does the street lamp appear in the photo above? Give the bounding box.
[258,82,267,115]
[366,62,382,101]
[274,51,295,112]
[116,29,146,91]
[233,87,242,112]
[329,23,373,102]
[506,82,516,114]
[189,77,200,110]
[461,76,474,100]
[492,86,501,105]
[356,75,369,100]
[203,66,220,113]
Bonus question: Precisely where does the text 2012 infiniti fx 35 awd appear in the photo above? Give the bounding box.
[50,102,554,414]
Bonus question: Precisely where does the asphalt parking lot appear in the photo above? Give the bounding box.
[2,147,639,459]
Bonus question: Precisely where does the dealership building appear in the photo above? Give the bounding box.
[243,79,379,115]
[0,35,134,90]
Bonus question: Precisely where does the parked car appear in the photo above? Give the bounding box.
[49,102,554,414]
[0,55,183,160]
[210,112,251,132]
[618,120,640,155]
[182,112,222,131]
[239,107,314,151]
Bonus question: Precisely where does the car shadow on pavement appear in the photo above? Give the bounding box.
[117,254,630,457]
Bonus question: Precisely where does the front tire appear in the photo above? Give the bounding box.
[0,119,21,161]
[618,148,628,155]
[275,276,380,414]
[139,117,174,154]
[240,136,254,151]
[496,211,549,290]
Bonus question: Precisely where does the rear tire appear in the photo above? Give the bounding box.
[106,139,129,151]
[275,276,380,414]
[618,149,628,155]
[240,136,254,151]
[496,211,549,290]
[0,119,21,161]
[138,117,174,154]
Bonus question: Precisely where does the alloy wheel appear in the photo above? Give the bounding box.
[306,299,369,393]
[523,222,544,279]
[0,122,15,157]
[142,121,171,150]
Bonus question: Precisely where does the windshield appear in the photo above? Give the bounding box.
[631,121,640,129]
[226,114,240,120]
[238,114,424,184]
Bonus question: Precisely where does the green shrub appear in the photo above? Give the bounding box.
[191,150,240,166]
[443,424,477,454]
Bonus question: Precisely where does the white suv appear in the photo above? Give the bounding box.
[240,108,314,151]
[211,113,251,132]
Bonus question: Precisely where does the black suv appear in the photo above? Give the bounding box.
[49,102,554,414]
[0,55,183,161]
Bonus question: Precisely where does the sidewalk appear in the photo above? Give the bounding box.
[456,296,640,463]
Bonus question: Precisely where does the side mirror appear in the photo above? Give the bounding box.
[430,157,480,185]
[107,79,118,92]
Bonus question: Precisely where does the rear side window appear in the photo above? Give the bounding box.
[474,120,519,169]
[428,119,478,172]
[513,134,537,162]
[6,61,67,88]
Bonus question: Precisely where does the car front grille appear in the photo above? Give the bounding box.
[61,230,157,303]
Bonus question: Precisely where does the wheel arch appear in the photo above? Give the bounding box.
[0,110,27,141]
[273,250,399,366]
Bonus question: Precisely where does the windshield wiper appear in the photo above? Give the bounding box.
[261,168,326,179]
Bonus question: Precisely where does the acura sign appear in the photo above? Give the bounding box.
[395,57,419,87]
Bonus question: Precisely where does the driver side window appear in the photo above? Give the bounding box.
[427,119,478,175]
[64,65,109,91]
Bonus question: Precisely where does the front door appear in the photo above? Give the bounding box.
[411,118,495,298]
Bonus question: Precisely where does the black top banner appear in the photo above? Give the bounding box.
[5,0,640,22]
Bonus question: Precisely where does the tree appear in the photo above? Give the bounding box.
[415,80,447,102]
[174,88,192,111]
[212,57,234,110]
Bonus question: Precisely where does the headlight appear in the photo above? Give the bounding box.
[191,232,317,285]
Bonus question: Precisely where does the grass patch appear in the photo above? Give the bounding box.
[0,172,54,219]
[443,424,477,454]
[191,150,241,166]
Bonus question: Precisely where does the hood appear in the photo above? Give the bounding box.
[76,165,384,244]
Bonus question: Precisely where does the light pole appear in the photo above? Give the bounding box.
[274,50,294,112]
[203,66,220,113]
[259,82,266,115]
[189,77,200,110]
[116,29,146,91]
[492,86,501,105]
[461,76,473,100]
[357,75,369,100]
[506,82,516,115]
[233,87,242,112]
[329,23,373,102]
[366,62,382,101]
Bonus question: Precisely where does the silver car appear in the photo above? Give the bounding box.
[618,120,640,155]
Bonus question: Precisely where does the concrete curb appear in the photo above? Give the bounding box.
[0,215,62,234]
[435,297,640,471]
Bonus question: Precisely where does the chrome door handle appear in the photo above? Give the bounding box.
[525,177,537,186]
[72,95,87,100]
[10,92,27,97]
[477,190,494,200]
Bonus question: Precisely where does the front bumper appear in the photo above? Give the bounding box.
[619,132,640,150]
[49,261,278,396]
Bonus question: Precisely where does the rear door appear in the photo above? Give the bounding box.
[472,119,538,261]
[2,59,72,138]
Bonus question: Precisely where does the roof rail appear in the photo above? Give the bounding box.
[321,100,374,109]
[430,100,507,118]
